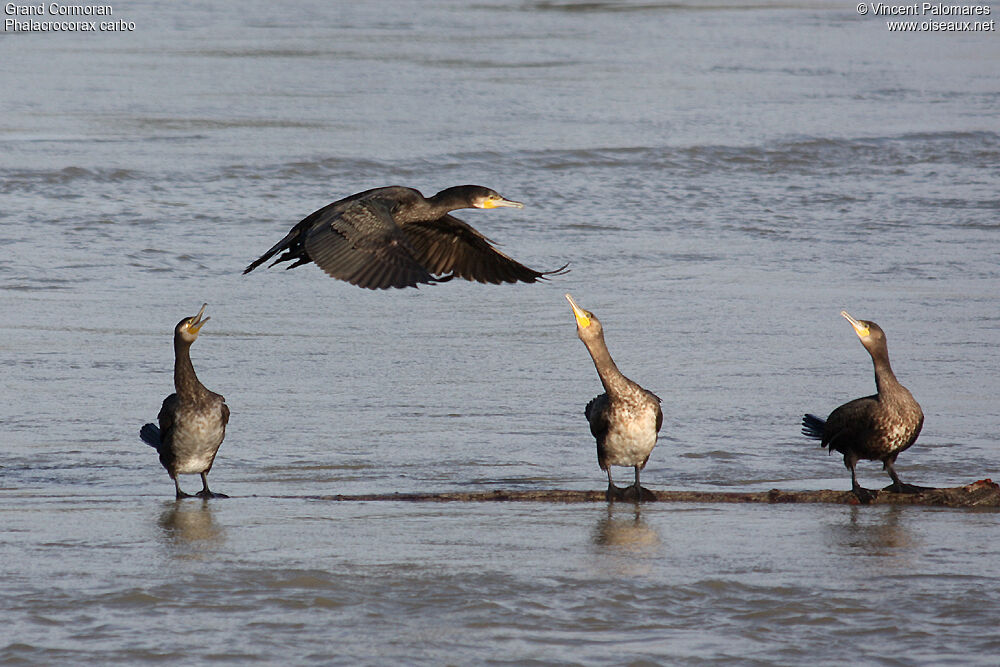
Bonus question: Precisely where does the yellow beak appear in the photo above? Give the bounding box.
[483,196,524,209]
[841,310,869,338]
[565,293,591,328]
[188,303,210,335]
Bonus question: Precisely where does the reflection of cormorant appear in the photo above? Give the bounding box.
[141,304,230,499]
[244,185,567,289]
[825,505,916,572]
[159,502,225,547]
[590,506,661,577]
[566,294,662,502]
[802,311,926,503]
[593,507,660,550]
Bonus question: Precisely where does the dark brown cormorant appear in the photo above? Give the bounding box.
[566,294,662,502]
[243,185,568,289]
[140,304,230,499]
[802,310,926,504]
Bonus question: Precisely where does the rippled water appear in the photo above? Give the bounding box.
[2,1,999,664]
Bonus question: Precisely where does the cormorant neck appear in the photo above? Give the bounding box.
[391,188,467,223]
[426,188,471,215]
[869,344,900,395]
[174,339,208,397]
[582,332,631,397]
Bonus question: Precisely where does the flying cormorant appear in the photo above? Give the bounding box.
[244,185,567,289]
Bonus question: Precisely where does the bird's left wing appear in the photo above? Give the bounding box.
[403,214,567,285]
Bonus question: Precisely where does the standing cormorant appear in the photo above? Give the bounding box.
[566,294,662,502]
[140,304,230,499]
[802,310,926,503]
[244,185,567,289]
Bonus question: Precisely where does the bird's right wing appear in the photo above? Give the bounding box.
[585,394,610,441]
[586,393,612,470]
[303,199,437,289]
[157,393,179,445]
[244,187,410,275]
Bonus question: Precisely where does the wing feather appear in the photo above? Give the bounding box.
[303,198,436,289]
[403,214,566,284]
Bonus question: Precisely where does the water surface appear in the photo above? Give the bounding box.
[2,1,999,664]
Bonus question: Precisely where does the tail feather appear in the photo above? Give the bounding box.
[801,413,826,440]
[140,423,161,448]
[244,228,300,274]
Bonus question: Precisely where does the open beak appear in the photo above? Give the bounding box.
[841,310,869,338]
[565,293,591,328]
[188,303,210,335]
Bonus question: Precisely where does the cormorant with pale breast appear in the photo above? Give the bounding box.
[566,294,662,502]
[140,304,230,499]
[802,310,927,504]
[244,185,567,289]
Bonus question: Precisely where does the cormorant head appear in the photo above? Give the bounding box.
[841,310,886,350]
[175,303,210,344]
[566,293,603,341]
[435,185,523,210]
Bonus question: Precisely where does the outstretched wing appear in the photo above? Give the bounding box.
[303,198,437,289]
[403,214,567,285]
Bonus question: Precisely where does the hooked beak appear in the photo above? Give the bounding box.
[841,310,869,338]
[565,293,591,328]
[188,303,210,335]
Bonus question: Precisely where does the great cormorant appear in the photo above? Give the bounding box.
[566,294,662,502]
[802,311,926,504]
[244,185,567,289]
[140,304,230,499]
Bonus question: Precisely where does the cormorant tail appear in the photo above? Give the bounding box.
[243,228,298,275]
[140,423,161,448]
[801,413,825,440]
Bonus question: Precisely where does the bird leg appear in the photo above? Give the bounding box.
[882,460,932,494]
[620,466,657,503]
[173,477,193,500]
[195,472,229,499]
[605,467,624,502]
[850,464,878,504]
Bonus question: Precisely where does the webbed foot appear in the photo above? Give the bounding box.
[852,485,879,504]
[195,490,228,499]
[883,482,932,495]
[620,484,656,503]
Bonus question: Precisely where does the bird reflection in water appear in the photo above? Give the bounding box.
[827,504,916,570]
[158,500,225,559]
[591,505,661,576]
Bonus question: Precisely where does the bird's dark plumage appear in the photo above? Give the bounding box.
[802,310,926,504]
[244,185,568,289]
[567,294,662,502]
[140,304,230,499]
